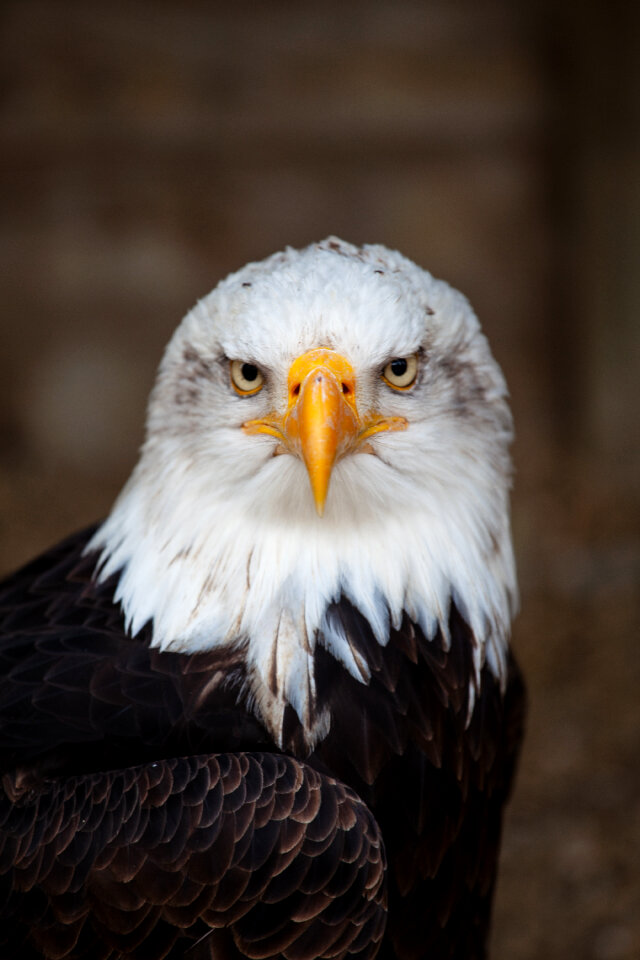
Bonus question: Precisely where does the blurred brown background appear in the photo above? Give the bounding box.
[1,1,639,957]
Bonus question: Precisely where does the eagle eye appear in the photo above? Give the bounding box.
[382,354,418,390]
[230,360,264,395]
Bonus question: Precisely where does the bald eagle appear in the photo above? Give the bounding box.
[0,239,524,960]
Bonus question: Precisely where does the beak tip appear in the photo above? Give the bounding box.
[310,473,330,517]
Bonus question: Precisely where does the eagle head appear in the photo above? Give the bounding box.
[91,238,517,747]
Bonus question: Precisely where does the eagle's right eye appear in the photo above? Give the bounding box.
[230,360,264,395]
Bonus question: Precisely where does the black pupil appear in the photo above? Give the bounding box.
[242,363,258,382]
[390,358,407,377]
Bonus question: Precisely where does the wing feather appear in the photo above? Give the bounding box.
[0,754,386,959]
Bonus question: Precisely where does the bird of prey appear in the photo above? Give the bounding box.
[0,238,525,960]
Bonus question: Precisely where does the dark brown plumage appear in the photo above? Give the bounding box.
[1,752,385,960]
[0,527,524,959]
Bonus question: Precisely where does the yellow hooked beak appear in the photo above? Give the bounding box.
[243,349,408,516]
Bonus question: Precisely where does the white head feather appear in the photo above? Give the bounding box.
[90,238,517,747]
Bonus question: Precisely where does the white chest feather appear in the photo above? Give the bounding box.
[90,445,515,750]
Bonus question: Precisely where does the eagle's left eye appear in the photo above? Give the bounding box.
[382,354,418,390]
[230,360,264,395]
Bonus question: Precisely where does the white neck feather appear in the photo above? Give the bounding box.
[90,437,516,749]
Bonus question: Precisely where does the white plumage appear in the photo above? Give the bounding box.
[90,237,517,749]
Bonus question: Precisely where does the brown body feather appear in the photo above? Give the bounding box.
[0,528,524,959]
[1,753,385,960]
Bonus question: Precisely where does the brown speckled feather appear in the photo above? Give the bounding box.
[0,527,524,960]
[1,754,385,959]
